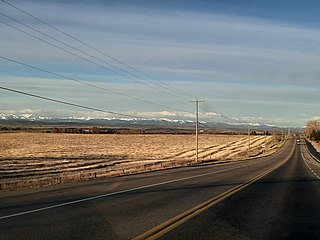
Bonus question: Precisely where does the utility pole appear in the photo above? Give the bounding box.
[191,97,204,162]
[248,123,251,157]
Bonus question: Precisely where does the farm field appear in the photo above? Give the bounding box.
[0,133,279,190]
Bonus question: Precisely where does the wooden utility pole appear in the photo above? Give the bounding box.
[191,97,204,162]
[248,123,251,157]
[196,97,199,162]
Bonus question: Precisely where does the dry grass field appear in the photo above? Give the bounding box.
[311,141,320,153]
[0,133,280,190]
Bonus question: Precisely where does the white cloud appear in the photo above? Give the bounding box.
[2,1,320,127]
[4,1,320,89]
[133,111,194,119]
[0,109,195,121]
[241,116,264,122]
[311,116,320,121]
[203,112,219,117]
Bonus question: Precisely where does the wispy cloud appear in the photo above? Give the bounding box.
[132,111,194,119]
[3,1,320,88]
[1,1,320,127]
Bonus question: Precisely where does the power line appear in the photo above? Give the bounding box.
[0,10,190,100]
[198,122,214,130]
[0,18,191,103]
[0,55,192,114]
[0,0,202,127]
[0,11,145,80]
[0,84,203,125]
[0,19,186,101]
[200,102,236,123]
[0,86,142,119]
[0,0,194,101]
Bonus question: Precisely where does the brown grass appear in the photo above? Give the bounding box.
[311,141,320,153]
[0,133,279,188]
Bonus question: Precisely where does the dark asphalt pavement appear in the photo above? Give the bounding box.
[1,138,316,240]
[162,142,320,240]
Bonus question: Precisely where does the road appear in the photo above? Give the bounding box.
[160,139,320,240]
[0,137,319,240]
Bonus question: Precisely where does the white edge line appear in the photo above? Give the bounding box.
[301,146,320,180]
[1,165,246,220]
[0,157,270,220]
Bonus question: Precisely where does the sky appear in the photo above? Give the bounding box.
[0,0,320,127]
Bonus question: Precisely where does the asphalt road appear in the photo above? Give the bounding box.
[161,140,320,240]
[1,137,318,240]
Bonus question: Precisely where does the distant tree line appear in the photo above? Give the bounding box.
[250,131,272,136]
[52,127,103,134]
[306,120,320,142]
[51,127,144,134]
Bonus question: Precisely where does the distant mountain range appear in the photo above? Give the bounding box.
[0,113,304,132]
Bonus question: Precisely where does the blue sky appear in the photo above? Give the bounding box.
[1,0,320,127]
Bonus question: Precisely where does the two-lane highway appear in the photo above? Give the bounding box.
[1,137,318,240]
[160,140,320,239]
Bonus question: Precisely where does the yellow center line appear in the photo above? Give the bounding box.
[133,140,295,240]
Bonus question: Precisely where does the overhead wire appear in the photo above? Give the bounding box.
[0,23,229,127]
[0,55,192,114]
[0,0,220,125]
[0,86,142,119]
[0,0,194,101]
[0,19,190,103]
[200,102,237,124]
[1,84,204,131]
[0,11,148,80]
[0,10,193,101]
